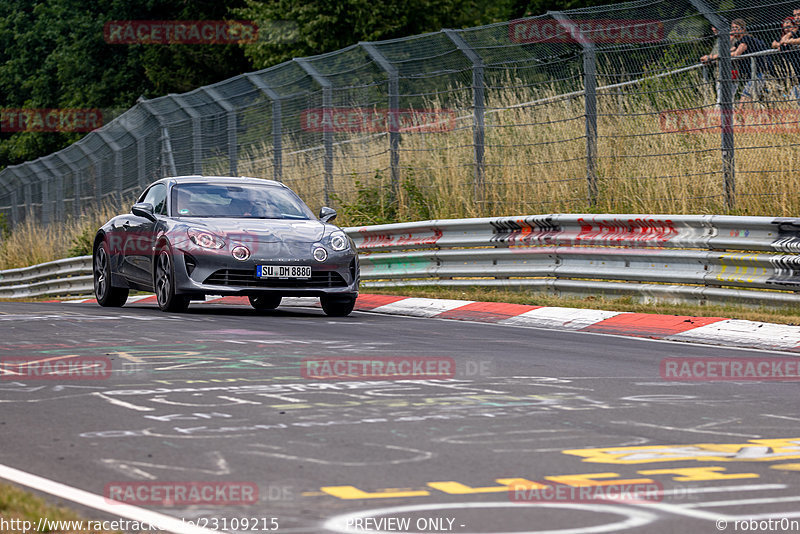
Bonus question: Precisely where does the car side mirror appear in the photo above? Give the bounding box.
[132,202,156,221]
[319,206,337,223]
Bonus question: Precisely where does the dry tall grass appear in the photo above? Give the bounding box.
[3,70,799,269]
[210,71,800,225]
[0,202,121,270]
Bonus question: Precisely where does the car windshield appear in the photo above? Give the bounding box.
[171,182,314,219]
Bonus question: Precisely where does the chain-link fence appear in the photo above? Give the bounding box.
[2,0,799,229]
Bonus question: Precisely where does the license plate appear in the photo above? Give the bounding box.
[256,265,311,279]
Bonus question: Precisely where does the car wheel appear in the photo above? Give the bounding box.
[155,247,189,312]
[320,295,356,317]
[93,240,129,307]
[249,295,282,311]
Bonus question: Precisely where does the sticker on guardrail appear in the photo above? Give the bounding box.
[489,215,560,245]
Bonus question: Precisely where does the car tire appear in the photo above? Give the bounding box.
[320,295,356,317]
[93,240,129,307]
[155,247,189,312]
[249,295,282,311]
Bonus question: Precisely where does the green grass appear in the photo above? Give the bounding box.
[0,482,117,534]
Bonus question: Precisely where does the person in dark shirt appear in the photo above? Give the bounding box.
[772,17,799,79]
[731,18,771,100]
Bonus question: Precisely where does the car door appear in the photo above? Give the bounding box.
[122,183,167,285]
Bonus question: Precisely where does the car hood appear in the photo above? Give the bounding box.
[177,218,326,243]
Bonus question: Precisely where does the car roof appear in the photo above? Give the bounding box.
[157,176,287,188]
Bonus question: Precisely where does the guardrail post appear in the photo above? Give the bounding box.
[169,94,203,175]
[361,42,401,202]
[444,30,486,207]
[295,58,334,206]
[201,87,238,176]
[96,131,125,207]
[689,0,735,209]
[137,98,178,178]
[550,12,599,206]
[244,73,284,183]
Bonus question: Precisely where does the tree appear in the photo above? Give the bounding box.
[0,0,251,170]
[235,0,515,69]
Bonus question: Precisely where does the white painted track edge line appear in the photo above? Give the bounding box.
[0,463,221,534]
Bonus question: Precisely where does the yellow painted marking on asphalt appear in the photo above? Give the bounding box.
[637,466,759,481]
[771,463,800,471]
[113,351,145,363]
[545,472,654,486]
[309,465,772,500]
[563,437,800,464]
[319,486,430,499]
[427,478,543,494]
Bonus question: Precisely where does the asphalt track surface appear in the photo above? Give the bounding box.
[1,299,800,534]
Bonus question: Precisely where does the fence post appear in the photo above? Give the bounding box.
[96,131,125,207]
[244,73,284,182]
[550,12,598,206]
[76,143,103,206]
[138,99,178,178]
[56,153,82,218]
[40,158,64,223]
[201,87,238,176]
[28,161,51,225]
[361,42,400,201]
[12,167,34,222]
[295,58,334,206]
[10,188,18,228]
[689,0,735,209]
[444,29,486,207]
[0,180,14,228]
[169,94,203,175]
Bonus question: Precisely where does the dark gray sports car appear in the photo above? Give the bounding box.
[92,176,359,316]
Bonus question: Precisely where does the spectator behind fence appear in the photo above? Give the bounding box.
[731,18,771,101]
[772,17,800,81]
[701,26,719,64]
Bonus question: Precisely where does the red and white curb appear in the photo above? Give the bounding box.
[55,293,800,353]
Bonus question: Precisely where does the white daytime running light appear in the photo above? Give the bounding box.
[313,247,328,262]
[188,229,225,249]
[232,245,250,261]
[330,232,348,251]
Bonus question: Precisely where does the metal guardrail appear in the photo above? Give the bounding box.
[350,214,800,308]
[0,256,93,299]
[3,214,800,307]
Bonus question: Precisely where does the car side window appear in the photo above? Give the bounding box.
[141,184,168,215]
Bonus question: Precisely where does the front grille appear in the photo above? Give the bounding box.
[204,269,347,288]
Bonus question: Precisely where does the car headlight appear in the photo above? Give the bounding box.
[313,246,328,262]
[330,232,348,251]
[188,228,225,249]
[231,245,250,261]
